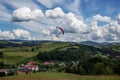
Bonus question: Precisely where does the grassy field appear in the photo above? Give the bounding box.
[0,72,120,80]
[0,47,37,64]
[39,42,69,52]
[0,42,71,64]
[0,52,37,64]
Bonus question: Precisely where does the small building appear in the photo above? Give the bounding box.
[44,61,54,65]
[25,64,39,71]
[18,61,39,75]
[0,69,10,76]
[115,55,120,59]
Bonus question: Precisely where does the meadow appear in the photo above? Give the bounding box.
[0,72,120,80]
[0,47,37,64]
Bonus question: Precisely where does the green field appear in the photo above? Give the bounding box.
[0,42,70,64]
[0,47,37,64]
[39,42,70,52]
[0,72,120,80]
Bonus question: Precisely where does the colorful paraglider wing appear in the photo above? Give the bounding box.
[56,27,64,35]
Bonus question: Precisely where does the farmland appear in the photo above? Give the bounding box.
[0,72,120,80]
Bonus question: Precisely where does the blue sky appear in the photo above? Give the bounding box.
[81,0,120,18]
[0,0,120,42]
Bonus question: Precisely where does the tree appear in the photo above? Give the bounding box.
[92,62,113,75]
[0,51,4,57]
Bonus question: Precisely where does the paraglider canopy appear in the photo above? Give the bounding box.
[56,27,64,35]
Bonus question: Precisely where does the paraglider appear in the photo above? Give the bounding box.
[56,27,64,35]
[51,26,64,38]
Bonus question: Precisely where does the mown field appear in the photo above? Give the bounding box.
[0,72,120,80]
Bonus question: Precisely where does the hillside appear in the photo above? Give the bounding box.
[0,40,120,75]
[0,40,120,65]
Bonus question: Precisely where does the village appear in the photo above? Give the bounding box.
[0,60,68,76]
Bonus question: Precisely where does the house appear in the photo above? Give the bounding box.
[18,61,39,74]
[115,55,120,59]
[0,69,17,76]
[0,69,9,76]
[44,61,54,65]
[25,64,39,71]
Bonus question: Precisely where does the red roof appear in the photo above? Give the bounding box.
[0,69,9,72]
[27,61,36,65]
[116,55,120,58]
[25,65,38,69]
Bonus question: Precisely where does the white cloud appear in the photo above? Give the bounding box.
[11,7,120,42]
[19,21,51,35]
[12,7,44,21]
[62,12,88,34]
[116,13,120,24]
[92,14,111,22]
[45,7,65,18]
[0,30,15,40]
[0,29,33,40]
[1,0,120,42]
[13,29,32,40]
[108,21,120,39]
[88,14,120,42]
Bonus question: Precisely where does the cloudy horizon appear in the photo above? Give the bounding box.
[0,0,120,42]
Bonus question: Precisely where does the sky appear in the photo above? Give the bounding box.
[0,0,120,42]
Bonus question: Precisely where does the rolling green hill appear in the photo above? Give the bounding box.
[0,40,120,75]
[0,40,120,65]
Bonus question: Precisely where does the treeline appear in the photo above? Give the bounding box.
[0,61,16,69]
[66,54,120,75]
[37,44,98,61]
[0,40,42,48]
[37,44,120,75]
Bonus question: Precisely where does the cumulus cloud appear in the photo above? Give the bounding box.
[9,6,120,42]
[116,13,120,24]
[13,29,32,40]
[0,30,15,39]
[47,13,120,42]
[0,29,33,40]
[12,7,44,21]
[45,7,65,18]
[88,14,120,42]
[64,12,88,33]
[92,14,111,22]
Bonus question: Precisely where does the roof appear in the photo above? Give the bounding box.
[116,55,120,58]
[27,61,36,65]
[25,65,38,69]
[0,69,9,72]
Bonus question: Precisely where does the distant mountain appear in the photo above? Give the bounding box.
[79,41,115,47]
[0,39,120,48]
[79,41,100,46]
